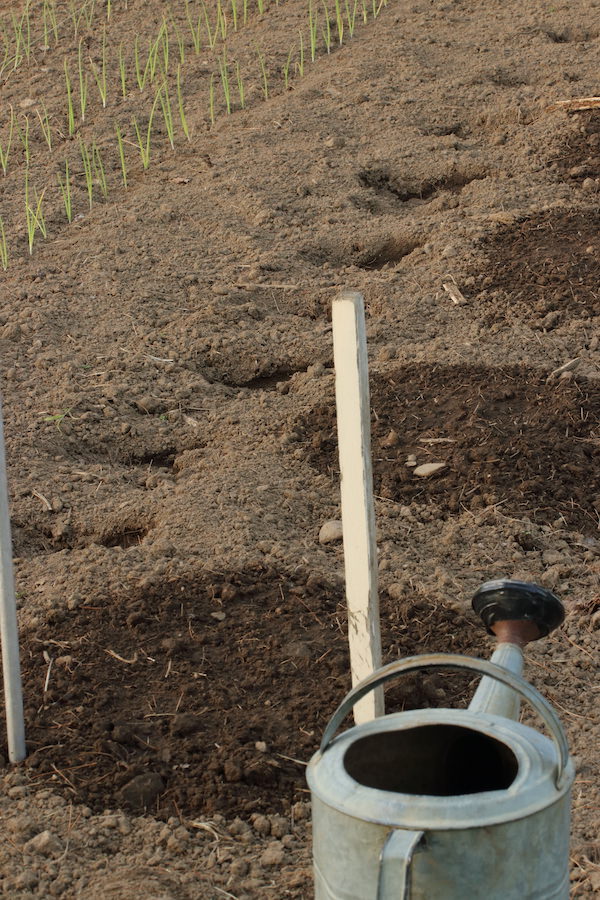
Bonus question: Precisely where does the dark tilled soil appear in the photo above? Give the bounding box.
[305,365,600,533]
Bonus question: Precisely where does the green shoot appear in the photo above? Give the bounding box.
[132,88,162,169]
[235,60,245,109]
[322,1,332,52]
[106,0,111,20]
[185,0,203,54]
[243,0,249,25]
[345,0,358,36]
[25,171,47,255]
[217,0,227,40]
[202,0,218,50]
[218,51,231,115]
[159,81,175,148]
[118,43,127,98]
[92,140,108,199]
[79,136,94,208]
[36,103,52,150]
[296,30,305,77]
[68,0,86,37]
[91,27,108,108]
[257,49,269,100]
[283,46,293,90]
[360,0,368,22]
[83,0,97,28]
[159,19,169,76]
[334,0,344,44]
[57,159,73,222]
[256,0,264,13]
[172,20,186,64]
[115,123,128,187]
[42,0,59,46]
[0,217,7,271]
[0,106,15,175]
[308,2,318,61]
[176,66,190,140]
[231,0,238,31]
[209,73,216,125]
[78,40,89,122]
[64,58,76,135]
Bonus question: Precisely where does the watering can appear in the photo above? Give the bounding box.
[307,580,574,899]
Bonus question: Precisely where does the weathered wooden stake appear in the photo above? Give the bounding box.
[332,291,383,723]
[0,396,26,763]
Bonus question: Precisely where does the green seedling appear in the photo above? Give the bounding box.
[345,0,358,36]
[308,2,318,61]
[0,105,15,175]
[296,30,305,77]
[231,0,238,31]
[79,136,94,207]
[44,408,75,432]
[83,0,97,28]
[106,0,111,20]
[92,140,108,199]
[159,80,175,147]
[91,27,108,107]
[37,103,52,150]
[115,123,128,187]
[283,46,293,90]
[25,171,47,255]
[78,40,89,121]
[322,1,332,52]
[172,20,186,64]
[217,0,227,39]
[118,43,127,97]
[57,159,73,222]
[134,35,152,90]
[218,50,231,114]
[235,61,245,109]
[11,1,32,69]
[42,0,59,46]
[159,19,170,75]
[202,0,218,50]
[132,88,162,169]
[334,0,344,44]
[64,58,76,135]
[0,217,7,271]
[256,0,264,13]
[257,48,269,99]
[185,0,203,54]
[68,0,86,36]
[176,66,190,140]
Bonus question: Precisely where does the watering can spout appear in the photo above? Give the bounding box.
[469,580,565,721]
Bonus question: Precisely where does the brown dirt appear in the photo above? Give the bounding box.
[1,0,600,896]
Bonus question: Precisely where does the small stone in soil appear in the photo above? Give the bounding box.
[319,520,343,544]
[413,462,447,477]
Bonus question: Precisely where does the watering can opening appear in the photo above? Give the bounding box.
[343,722,519,796]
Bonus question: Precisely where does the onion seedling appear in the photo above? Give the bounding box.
[17,115,30,166]
[217,1,227,39]
[79,136,94,208]
[57,159,73,222]
[0,217,7,271]
[283,46,293,90]
[64,58,76,136]
[118,43,127,97]
[115,123,128,187]
[296,30,305,77]
[78,39,89,122]
[209,73,216,125]
[322,1,332,53]
[243,0,249,25]
[257,48,269,100]
[257,0,264,14]
[24,171,47,255]
[202,0,219,51]
[0,106,15,176]
[172,19,185,64]
[42,0,59,47]
[91,27,108,108]
[231,0,238,31]
[308,2,318,61]
[36,103,52,150]
[176,65,190,140]
[218,50,231,114]
[345,0,358,36]
[82,0,97,28]
[159,80,175,147]
[334,0,344,44]
[132,88,162,169]
[185,0,203,55]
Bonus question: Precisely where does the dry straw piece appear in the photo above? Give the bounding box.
[547,97,600,112]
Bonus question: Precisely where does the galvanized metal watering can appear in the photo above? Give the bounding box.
[307,580,574,899]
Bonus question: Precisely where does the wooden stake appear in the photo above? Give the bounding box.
[332,291,383,723]
[0,396,26,762]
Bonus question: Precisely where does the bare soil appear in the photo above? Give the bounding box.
[1,0,600,896]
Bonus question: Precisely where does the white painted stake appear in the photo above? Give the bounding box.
[332,291,383,724]
[0,396,26,763]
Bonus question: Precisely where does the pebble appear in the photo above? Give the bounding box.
[581,177,598,193]
[318,520,343,544]
[413,462,446,477]
[382,429,399,448]
[24,830,62,857]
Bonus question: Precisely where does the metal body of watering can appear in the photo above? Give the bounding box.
[307,583,574,900]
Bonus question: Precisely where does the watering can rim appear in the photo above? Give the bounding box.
[317,652,571,791]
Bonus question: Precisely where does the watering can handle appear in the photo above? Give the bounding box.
[319,652,570,790]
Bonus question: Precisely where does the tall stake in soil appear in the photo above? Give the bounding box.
[0,396,26,762]
[332,291,383,724]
